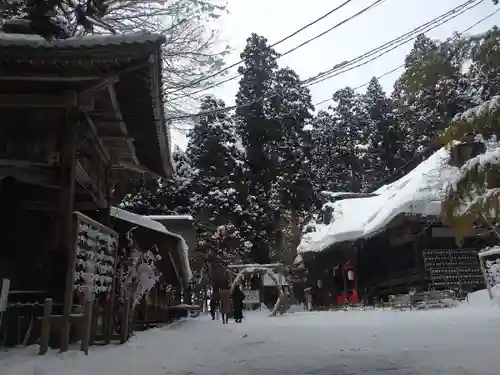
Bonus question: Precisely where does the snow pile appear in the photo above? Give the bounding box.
[463,286,500,308]
[299,147,458,253]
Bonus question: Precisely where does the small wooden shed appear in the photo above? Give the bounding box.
[109,207,193,330]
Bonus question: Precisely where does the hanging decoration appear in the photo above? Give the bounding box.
[347,270,355,281]
[73,212,118,296]
[478,246,500,301]
[116,227,162,308]
[485,258,500,287]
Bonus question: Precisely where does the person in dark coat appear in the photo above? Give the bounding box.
[210,293,219,320]
[219,289,231,324]
[231,285,245,323]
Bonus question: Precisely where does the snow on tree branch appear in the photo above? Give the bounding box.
[441,96,500,238]
[0,0,230,114]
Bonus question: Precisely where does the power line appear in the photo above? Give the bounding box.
[169,0,388,100]
[166,0,483,122]
[313,1,499,107]
[173,0,476,101]
[164,0,354,96]
[303,0,481,87]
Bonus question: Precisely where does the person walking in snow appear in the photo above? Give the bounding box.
[210,293,219,320]
[231,285,245,323]
[219,289,231,324]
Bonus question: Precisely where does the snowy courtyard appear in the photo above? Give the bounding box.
[2,293,500,375]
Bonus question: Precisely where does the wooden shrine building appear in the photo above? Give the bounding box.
[0,31,174,351]
[299,144,494,307]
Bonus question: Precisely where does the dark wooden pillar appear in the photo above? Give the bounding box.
[58,106,80,353]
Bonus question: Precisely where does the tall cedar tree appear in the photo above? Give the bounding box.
[362,77,405,190]
[268,68,316,261]
[120,147,194,215]
[331,87,370,192]
[187,96,250,262]
[392,34,471,149]
[310,111,349,193]
[235,34,280,263]
[466,27,500,103]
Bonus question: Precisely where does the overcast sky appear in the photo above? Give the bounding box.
[170,0,500,149]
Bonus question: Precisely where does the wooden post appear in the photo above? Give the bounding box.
[479,256,494,300]
[81,298,93,355]
[58,107,79,353]
[120,298,131,344]
[98,205,115,344]
[89,300,99,345]
[39,298,53,355]
[104,275,116,344]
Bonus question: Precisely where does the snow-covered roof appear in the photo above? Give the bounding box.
[0,31,165,48]
[145,215,194,221]
[298,146,458,254]
[110,207,192,281]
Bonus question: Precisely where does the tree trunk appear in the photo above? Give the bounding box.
[290,208,301,262]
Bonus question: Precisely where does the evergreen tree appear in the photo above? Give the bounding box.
[331,87,371,192]
[268,67,316,262]
[187,96,249,261]
[361,77,406,190]
[310,110,349,193]
[466,27,500,104]
[392,34,470,148]
[120,147,194,215]
[234,33,280,263]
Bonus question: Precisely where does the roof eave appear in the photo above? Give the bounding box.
[149,49,174,178]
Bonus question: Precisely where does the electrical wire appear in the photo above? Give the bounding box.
[304,0,482,88]
[313,3,500,107]
[168,0,388,99]
[173,0,477,101]
[166,0,485,122]
[165,0,354,96]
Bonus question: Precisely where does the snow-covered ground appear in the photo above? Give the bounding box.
[2,295,500,375]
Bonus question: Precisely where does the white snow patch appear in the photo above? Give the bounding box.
[0,31,164,48]
[299,147,458,253]
[463,286,500,308]
[145,214,194,221]
[2,305,500,375]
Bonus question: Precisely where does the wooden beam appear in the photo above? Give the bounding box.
[100,136,135,142]
[0,75,100,82]
[79,75,119,97]
[107,84,127,134]
[84,115,110,163]
[58,107,80,353]
[0,165,58,188]
[116,161,157,177]
[0,93,77,108]
[107,84,140,166]
[0,159,51,168]
[76,161,108,209]
[20,200,98,211]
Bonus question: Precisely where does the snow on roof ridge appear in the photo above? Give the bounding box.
[298,146,458,254]
[0,31,165,48]
[145,214,194,221]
